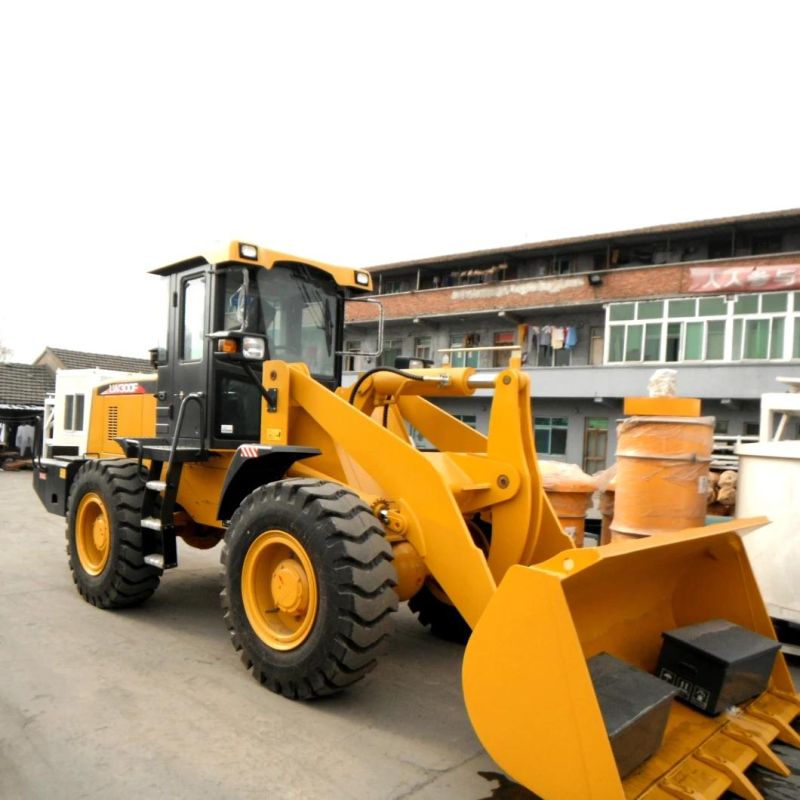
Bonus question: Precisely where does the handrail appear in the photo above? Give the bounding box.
[167,392,205,472]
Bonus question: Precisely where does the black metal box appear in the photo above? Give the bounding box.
[656,619,780,716]
[588,652,677,778]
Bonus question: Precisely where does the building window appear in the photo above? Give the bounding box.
[492,330,515,367]
[534,417,568,456]
[794,291,800,358]
[607,292,800,364]
[453,414,478,429]
[380,338,404,367]
[414,336,432,361]
[448,333,480,367]
[63,394,85,431]
[382,277,413,294]
[548,256,571,275]
[744,421,760,437]
[751,233,782,255]
[731,292,788,361]
[708,237,732,259]
[344,340,361,371]
[535,343,571,367]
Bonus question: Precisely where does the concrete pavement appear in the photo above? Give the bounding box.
[1,470,798,800]
[0,471,506,800]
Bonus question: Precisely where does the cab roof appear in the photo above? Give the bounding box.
[150,241,373,293]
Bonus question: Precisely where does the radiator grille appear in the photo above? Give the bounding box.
[107,406,119,440]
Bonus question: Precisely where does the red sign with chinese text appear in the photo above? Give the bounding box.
[688,264,800,293]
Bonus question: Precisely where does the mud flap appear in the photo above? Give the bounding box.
[462,520,800,800]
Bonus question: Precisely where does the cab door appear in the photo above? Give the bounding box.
[158,268,210,443]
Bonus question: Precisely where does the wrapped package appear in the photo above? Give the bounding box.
[647,368,678,398]
[539,461,597,546]
[612,416,714,538]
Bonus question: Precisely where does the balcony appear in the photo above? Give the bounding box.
[346,253,800,326]
[344,362,796,401]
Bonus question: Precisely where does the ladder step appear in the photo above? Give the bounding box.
[144,554,164,569]
[146,480,167,492]
[141,517,162,531]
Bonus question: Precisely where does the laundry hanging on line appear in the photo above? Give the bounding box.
[527,325,579,350]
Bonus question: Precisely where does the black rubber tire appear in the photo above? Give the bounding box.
[409,580,472,644]
[66,459,161,608]
[221,479,398,699]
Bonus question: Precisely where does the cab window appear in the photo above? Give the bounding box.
[181,276,206,361]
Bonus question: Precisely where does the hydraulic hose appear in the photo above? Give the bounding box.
[348,367,425,406]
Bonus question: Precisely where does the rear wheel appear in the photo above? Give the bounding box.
[66,459,161,608]
[221,479,397,698]
[409,516,489,644]
[409,580,472,644]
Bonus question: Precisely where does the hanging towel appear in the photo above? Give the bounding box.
[15,424,35,457]
[539,325,551,347]
[551,327,565,350]
[565,326,578,348]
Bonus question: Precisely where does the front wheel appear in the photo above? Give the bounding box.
[221,479,398,699]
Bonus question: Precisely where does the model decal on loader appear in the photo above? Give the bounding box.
[99,382,149,395]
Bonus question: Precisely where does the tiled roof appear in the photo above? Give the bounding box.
[43,347,151,372]
[370,207,800,273]
[0,364,55,407]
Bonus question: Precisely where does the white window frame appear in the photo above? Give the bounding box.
[605,292,800,365]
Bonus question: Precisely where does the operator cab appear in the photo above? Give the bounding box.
[151,242,372,451]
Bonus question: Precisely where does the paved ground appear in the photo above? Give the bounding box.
[0,471,508,800]
[1,470,798,800]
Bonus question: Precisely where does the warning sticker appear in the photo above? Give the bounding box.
[661,669,693,697]
[691,686,711,710]
[659,667,676,685]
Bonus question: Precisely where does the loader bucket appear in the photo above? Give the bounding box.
[463,520,800,800]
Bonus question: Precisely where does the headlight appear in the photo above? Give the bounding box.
[242,336,266,359]
[239,243,258,260]
[355,271,371,287]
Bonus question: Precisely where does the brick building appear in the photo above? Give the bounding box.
[344,209,800,471]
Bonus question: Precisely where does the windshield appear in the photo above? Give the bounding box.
[217,263,340,380]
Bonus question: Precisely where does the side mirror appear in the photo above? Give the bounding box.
[149,347,167,369]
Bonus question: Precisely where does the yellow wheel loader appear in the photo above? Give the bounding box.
[34,242,800,799]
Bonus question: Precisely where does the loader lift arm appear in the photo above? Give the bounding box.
[274,359,572,628]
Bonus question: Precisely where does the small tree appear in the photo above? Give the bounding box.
[0,341,12,363]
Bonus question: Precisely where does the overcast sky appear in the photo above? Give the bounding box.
[1,1,798,363]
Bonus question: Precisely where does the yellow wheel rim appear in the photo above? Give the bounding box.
[75,492,111,576]
[242,530,318,650]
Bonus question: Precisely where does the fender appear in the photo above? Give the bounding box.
[217,444,321,521]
